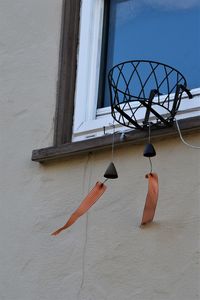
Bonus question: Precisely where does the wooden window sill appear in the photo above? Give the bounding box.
[32,116,200,163]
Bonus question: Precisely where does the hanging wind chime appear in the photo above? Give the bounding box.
[52,60,193,235]
[51,127,118,236]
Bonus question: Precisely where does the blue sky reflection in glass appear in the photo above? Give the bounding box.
[103,0,200,107]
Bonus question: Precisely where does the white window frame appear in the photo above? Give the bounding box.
[72,0,200,142]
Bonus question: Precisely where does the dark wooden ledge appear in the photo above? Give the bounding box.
[32,116,200,163]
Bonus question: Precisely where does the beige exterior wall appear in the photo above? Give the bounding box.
[0,1,199,300]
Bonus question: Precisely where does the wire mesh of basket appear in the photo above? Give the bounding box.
[108,60,192,130]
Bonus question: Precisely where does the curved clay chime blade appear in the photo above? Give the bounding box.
[141,173,159,225]
[104,162,118,179]
[51,182,107,236]
[143,143,156,157]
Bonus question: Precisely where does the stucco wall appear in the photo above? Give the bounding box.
[0,1,199,300]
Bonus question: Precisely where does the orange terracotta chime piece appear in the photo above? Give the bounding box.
[51,182,107,235]
[141,172,159,225]
[51,161,118,236]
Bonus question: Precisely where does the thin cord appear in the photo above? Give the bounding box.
[111,122,115,161]
[149,157,153,173]
[148,123,151,143]
[103,178,109,184]
[175,118,200,149]
[148,123,153,173]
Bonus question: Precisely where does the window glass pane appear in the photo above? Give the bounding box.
[101,0,200,107]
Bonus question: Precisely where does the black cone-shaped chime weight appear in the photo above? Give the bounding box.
[143,123,156,175]
[143,122,156,157]
[104,162,118,179]
[143,143,156,157]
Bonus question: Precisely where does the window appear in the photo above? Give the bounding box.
[73,0,200,141]
[32,0,200,162]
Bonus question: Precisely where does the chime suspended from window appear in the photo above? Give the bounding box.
[52,60,193,236]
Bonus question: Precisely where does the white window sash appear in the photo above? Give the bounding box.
[73,0,105,137]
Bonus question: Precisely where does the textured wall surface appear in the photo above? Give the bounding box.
[0,1,200,300]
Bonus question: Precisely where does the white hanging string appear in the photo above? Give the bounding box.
[175,118,200,149]
[149,157,153,173]
[148,122,153,173]
[111,121,115,161]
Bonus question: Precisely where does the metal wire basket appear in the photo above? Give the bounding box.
[108,60,192,130]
